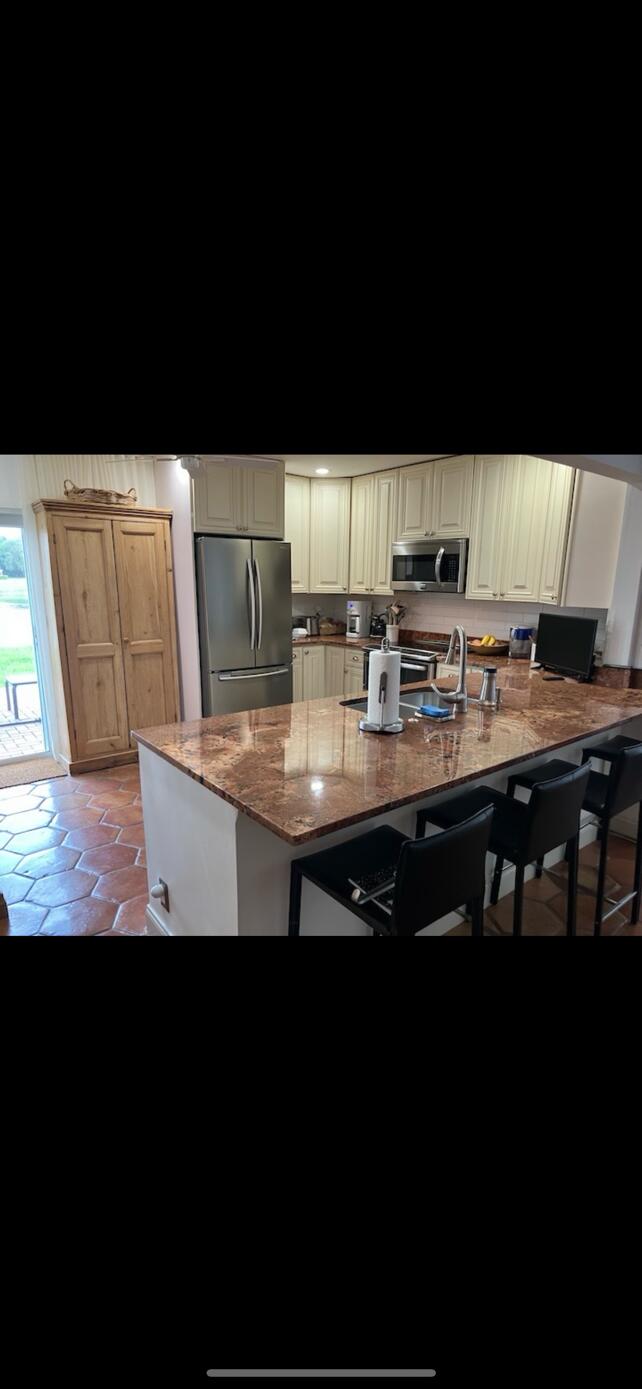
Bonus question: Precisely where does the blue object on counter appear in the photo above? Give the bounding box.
[419,705,451,718]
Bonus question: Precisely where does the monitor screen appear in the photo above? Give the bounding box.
[535,612,598,679]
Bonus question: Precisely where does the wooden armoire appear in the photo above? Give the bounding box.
[34,499,181,775]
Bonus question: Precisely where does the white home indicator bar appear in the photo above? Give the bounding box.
[207,1374,436,1380]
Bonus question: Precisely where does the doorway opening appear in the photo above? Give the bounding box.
[0,513,48,762]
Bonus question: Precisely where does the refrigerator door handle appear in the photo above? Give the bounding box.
[246,558,257,650]
[218,667,290,681]
[254,558,263,651]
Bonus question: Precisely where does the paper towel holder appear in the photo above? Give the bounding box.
[359,638,404,735]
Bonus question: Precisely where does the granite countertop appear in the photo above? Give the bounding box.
[133,665,642,846]
[292,635,375,649]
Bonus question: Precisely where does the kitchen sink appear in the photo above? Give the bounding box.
[342,686,456,717]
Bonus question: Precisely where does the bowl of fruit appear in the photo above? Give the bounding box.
[468,633,510,657]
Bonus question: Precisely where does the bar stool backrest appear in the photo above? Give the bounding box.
[392,805,493,936]
[605,743,642,817]
[525,762,591,863]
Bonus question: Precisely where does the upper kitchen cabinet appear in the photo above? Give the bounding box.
[309,478,351,593]
[348,475,374,593]
[349,470,397,595]
[431,455,474,537]
[466,455,576,604]
[499,454,550,602]
[192,457,284,538]
[538,462,575,604]
[284,474,310,592]
[396,461,433,541]
[466,455,510,600]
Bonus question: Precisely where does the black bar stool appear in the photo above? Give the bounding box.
[491,742,642,933]
[416,762,590,936]
[288,807,493,937]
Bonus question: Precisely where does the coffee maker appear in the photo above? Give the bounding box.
[346,599,372,639]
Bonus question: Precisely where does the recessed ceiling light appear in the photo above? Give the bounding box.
[315,467,329,475]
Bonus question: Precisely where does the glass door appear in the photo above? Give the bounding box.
[0,512,49,762]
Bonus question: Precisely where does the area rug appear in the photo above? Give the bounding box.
[0,756,66,790]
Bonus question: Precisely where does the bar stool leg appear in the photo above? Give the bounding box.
[566,835,579,936]
[535,857,544,879]
[594,816,610,936]
[470,894,484,937]
[288,864,303,937]
[491,782,516,905]
[632,802,642,926]
[513,865,525,936]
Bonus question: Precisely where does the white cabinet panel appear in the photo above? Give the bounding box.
[500,455,549,602]
[396,462,433,540]
[343,650,365,696]
[285,475,310,593]
[324,645,346,697]
[193,457,284,537]
[466,456,509,600]
[309,479,351,593]
[302,643,325,699]
[244,459,284,538]
[371,470,397,595]
[349,475,374,593]
[193,459,241,533]
[432,455,474,537]
[291,647,303,702]
[539,463,575,604]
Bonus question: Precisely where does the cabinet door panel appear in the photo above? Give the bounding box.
[432,455,474,537]
[309,480,351,592]
[285,476,310,592]
[53,514,130,760]
[302,644,325,699]
[324,645,346,696]
[539,464,575,604]
[500,456,548,602]
[244,460,285,537]
[371,471,397,594]
[349,475,374,593]
[396,463,433,540]
[113,519,179,742]
[466,456,508,600]
[193,459,241,533]
[291,648,303,702]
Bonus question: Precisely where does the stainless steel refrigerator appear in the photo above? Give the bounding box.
[196,536,293,715]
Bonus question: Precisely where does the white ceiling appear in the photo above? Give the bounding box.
[279,454,457,478]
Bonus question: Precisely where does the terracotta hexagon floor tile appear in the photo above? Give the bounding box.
[0,794,45,816]
[71,774,126,795]
[114,894,149,933]
[51,806,104,831]
[101,804,144,827]
[93,864,148,903]
[116,823,146,849]
[5,827,66,855]
[93,928,131,936]
[17,846,81,879]
[27,868,97,908]
[39,897,118,936]
[62,823,120,851]
[39,793,91,813]
[0,849,22,875]
[0,810,53,834]
[136,849,147,868]
[78,843,137,875]
[87,789,136,810]
[0,872,33,905]
[31,778,74,798]
[0,901,48,935]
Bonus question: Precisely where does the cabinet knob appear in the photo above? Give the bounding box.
[500,592,506,598]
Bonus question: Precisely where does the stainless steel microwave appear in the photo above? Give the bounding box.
[391,538,468,592]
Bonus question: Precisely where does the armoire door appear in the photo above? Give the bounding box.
[112,519,179,742]
[52,514,130,760]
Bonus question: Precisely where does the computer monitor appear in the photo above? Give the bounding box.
[535,612,598,681]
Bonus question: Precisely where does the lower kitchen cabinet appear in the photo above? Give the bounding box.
[292,648,304,702]
[292,644,326,701]
[324,646,346,697]
[344,649,365,696]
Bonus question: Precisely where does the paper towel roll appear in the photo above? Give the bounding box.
[367,647,401,728]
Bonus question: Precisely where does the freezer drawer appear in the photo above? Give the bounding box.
[207,664,293,716]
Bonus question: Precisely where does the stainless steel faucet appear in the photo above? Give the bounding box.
[430,625,468,709]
